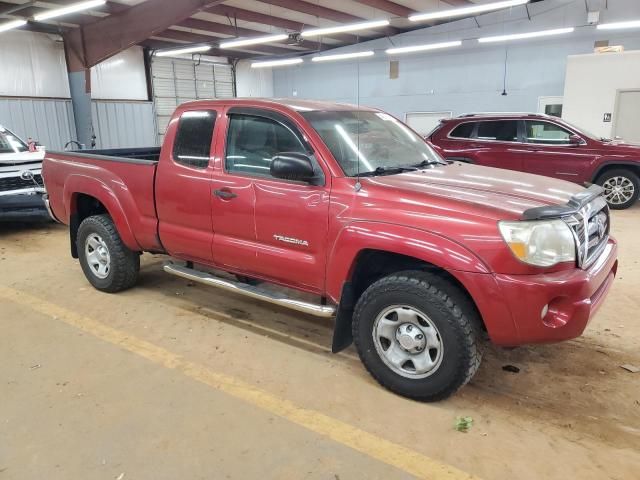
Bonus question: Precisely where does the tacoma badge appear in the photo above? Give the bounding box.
[273,234,309,247]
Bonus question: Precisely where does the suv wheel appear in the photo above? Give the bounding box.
[352,271,482,401]
[597,169,640,210]
[77,214,140,293]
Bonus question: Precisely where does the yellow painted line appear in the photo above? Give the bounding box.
[0,286,477,480]
[195,305,360,361]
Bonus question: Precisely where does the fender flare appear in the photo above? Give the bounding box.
[591,160,640,182]
[326,221,490,302]
[63,174,141,253]
[326,222,492,353]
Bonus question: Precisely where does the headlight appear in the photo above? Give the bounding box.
[498,219,576,267]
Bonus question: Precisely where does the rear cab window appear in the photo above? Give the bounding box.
[172,110,216,169]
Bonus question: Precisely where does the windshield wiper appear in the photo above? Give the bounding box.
[358,166,418,177]
[408,159,444,169]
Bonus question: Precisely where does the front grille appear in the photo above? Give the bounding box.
[0,174,43,193]
[565,196,609,269]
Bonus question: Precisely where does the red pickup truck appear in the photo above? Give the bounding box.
[42,99,618,401]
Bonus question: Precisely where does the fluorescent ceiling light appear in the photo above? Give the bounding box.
[312,51,374,62]
[597,20,640,30]
[478,27,574,43]
[251,58,303,68]
[386,40,462,55]
[220,33,288,49]
[410,0,529,22]
[0,19,27,33]
[34,0,106,21]
[301,19,390,37]
[155,45,212,57]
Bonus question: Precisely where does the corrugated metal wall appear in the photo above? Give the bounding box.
[91,101,157,148]
[0,97,76,150]
[0,97,159,150]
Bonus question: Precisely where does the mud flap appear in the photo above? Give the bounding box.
[331,282,355,353]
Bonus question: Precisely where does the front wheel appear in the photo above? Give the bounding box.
[352,271,482,401]
[77,214,140,293]
[596,169,639,210]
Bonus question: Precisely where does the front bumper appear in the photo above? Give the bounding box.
[0,192,50,222]
[457,239,618,346]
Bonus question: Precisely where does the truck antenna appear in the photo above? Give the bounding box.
[355,38,362,192]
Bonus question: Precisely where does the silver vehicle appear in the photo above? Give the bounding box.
[0,125,48,221]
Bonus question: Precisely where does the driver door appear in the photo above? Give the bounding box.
[211,107,330,292]
[519,120,595,182]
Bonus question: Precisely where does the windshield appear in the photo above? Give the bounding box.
[0,126,29,154]
[301,111,445,176]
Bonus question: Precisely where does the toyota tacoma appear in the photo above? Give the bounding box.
[42,99,618,401]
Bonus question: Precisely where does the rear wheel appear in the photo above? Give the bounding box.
[596,169,639,210]
[77,214,140,293]
[352,271,482,401]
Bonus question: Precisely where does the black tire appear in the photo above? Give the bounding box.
[352,271,482,402]
[596,169,640,210]
[77,214,140,293]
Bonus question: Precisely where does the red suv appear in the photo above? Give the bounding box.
[428,113,640,209]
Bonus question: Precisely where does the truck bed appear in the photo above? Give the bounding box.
[65,147,161,163]
[42,148,162,252]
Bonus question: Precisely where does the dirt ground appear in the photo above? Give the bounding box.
[1,203,639,480]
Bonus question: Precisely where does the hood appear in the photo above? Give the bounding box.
[362,162,584,219]
[602,139,640,151]
[0,150,45,164]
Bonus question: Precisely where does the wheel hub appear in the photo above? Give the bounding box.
[85,233,111,279]
[372,305,444,379]
[603,176,635,205]
[395,323,426,353]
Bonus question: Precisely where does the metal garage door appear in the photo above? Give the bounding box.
[151,56,235,144]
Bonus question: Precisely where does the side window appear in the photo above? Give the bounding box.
[225,114,306,177]
[172,110,216,169]
[525,121,572,145]
[449,122,474,139]
[476,121,518,142]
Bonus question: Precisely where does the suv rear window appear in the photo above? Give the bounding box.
[477,121,518,142]
[449,123,474,139]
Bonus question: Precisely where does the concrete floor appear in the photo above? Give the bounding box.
[1,203,639,480]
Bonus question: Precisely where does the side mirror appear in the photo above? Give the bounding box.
[569,134,583,146]
[271,152,315,182]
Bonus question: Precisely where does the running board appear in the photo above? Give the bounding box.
[163,262,336,318]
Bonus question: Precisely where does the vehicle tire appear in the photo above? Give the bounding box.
[596,169,640,210]
[352,271,482,401]
[77,214,140,293]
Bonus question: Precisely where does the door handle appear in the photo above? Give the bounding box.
[213,189,237,200]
